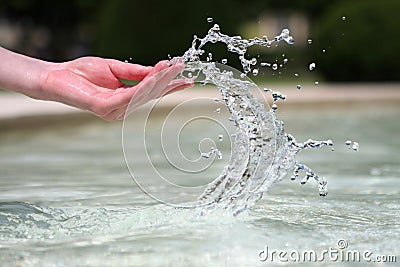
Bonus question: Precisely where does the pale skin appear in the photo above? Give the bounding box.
[0,47,194,120]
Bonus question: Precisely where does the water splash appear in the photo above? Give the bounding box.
[173,24,333,215]
[201,147,223,160]
[346,140,359,151]
[182,24,294,75]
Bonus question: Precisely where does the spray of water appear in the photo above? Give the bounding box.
[177,24,332,215]
[124,23,335,216]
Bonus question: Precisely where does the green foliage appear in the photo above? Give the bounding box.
[2,0,399,81]
[1,0,102,59]
[312,0,400,81]
[95,0,242,65]
[94,0,336,65]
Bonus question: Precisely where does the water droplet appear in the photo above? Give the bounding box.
[211,24,220,32]
[124,60,128,63]
[322,49,326,53]
[296,85,302,90]
[215,108,221,113]
[252,68,259,76]
[239,103,248,108]
[286,37,294,45]
[272,63,278,70]
[342,16,346,21]
[207,17,213,23]
[309,62,316,71]
[318,177,328,196]
[214,98,220,103]
[201,152,210,159]
[294,73,299,77]
[352,142,359,151]
[218,135,223,141]
[300,176,308,185]
[271,103,277,111]
[260,62,271,67]
[307,39,313,45]
[221,58,228,64]
[201,146,222,160]
[345,140,360,151]
[207,53,213,61]
[314,81,319,85]
[187,72,193,78]
[283,58,288,64]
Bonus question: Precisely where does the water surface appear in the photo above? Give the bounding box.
[0,100,399,266]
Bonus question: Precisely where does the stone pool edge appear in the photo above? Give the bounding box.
[1,83,400,131]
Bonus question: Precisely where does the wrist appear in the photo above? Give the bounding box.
[0,47,58,100]
[36,61,62,101]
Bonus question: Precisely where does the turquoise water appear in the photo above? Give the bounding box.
[0,99,399,266]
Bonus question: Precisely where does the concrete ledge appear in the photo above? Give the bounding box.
[0,93,83,120]
[1,83,399,131]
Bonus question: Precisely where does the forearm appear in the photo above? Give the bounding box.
[0,46,55,99]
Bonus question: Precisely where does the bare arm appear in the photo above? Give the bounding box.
[0,47,193,120]
[0,46,52,98]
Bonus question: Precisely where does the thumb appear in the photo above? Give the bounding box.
[107,59,153,81]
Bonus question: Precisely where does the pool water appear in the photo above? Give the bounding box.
[0,100,399,266]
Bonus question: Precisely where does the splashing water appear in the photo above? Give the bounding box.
[168,24,333,215]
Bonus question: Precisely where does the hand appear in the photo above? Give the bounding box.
[41,57,193,120]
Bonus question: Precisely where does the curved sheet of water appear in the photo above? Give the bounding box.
[124,24,333,215]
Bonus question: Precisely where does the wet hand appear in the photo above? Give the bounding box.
[41,57,193,120]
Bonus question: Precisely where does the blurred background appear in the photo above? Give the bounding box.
[1,0,399,82]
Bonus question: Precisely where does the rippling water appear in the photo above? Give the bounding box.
[1,23,399,267]
[0,100,399,266]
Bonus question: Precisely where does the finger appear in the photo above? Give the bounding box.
[120,78,192,120]
[106,59,153,81]
[143,60,175,80]
[101,63,185,114]
[102,107,126,121]
[108,79,192,121]
[134,63,185,99]
[161,78,194,96]
[111,75,158,110]
[150,63,186,90]
[153,60,171,72]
